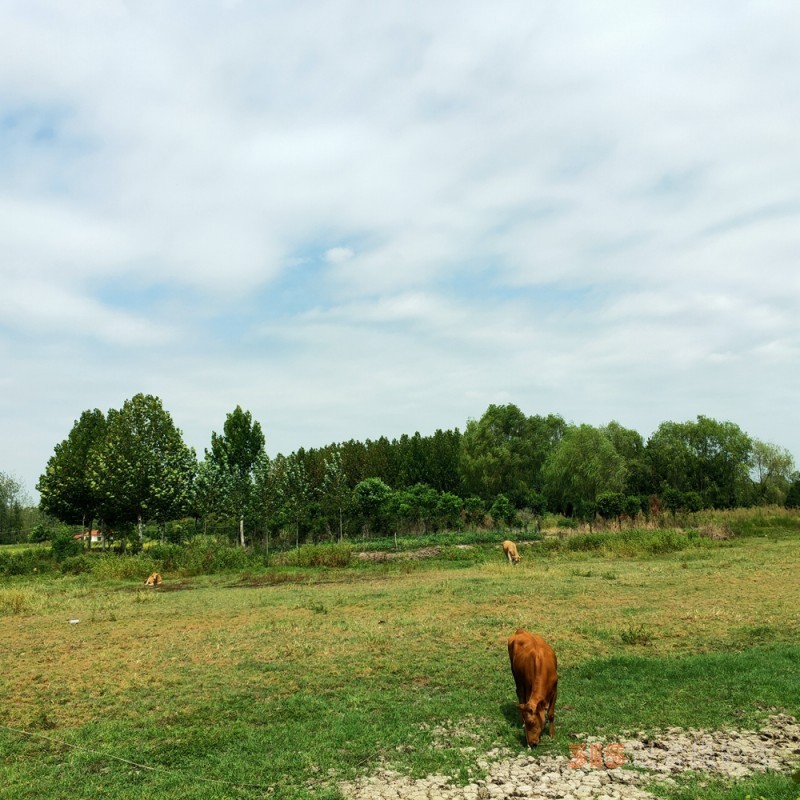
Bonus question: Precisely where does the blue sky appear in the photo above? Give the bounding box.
[2,1,799,500]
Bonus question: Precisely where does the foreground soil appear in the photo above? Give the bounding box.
[341,714,800,800]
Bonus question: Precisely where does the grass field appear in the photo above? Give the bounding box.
[1,519,799,799]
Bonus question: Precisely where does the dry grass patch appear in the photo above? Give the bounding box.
[2,537,799,733]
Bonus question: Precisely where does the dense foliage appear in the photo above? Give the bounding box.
[0,472,25,545]
[8,398,796,548]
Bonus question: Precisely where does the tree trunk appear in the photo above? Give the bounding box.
[138,514,145,546]
[239,515,245,548]
[338,509,343,543]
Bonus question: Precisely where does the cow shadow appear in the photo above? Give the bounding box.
[502,701,527,748]
[501,700,520,725]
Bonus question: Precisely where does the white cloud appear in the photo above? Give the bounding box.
[324,247,354,264]
[2,1,800,497]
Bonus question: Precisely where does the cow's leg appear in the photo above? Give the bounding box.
[513,673,523,704]
[547,681,557,738]
[511,663,528,705]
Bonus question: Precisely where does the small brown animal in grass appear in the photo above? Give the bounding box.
[502,540,521,565]
[508,628,558,747]
[144,572,162,587]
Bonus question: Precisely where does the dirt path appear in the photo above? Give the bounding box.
[340,714,800,800]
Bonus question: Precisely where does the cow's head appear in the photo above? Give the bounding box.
[518,699,547,746]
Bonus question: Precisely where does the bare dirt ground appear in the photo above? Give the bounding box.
[356,547,445,561]
[340,714,800,800]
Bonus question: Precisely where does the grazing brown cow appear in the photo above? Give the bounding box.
[144,572,162,587]
[508,628,558,747]
[502,540,521,565]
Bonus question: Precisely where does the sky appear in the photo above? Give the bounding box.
[2,1,799,501]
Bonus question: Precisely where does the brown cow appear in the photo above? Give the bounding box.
[507,628,558,747]
[502,540,521,565]
[144,572,162,587]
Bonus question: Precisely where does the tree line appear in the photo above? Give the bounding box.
[29,394,800,549]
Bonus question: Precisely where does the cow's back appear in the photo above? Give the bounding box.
[508,629,557,687]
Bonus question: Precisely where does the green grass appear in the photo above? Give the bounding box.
[1,523,799,799]
[650,770,800,800]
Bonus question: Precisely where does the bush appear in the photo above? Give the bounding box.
[146,543,184,571]
[28,525,51,544]
[60,555,94,575]
[90,554,159,580]
[544,528,696,558]
[278,543,353,568]
[489,494,516,528]
[555,516,579,530]
[0,547,55,576]
[50,531,83,562]
[176,537,255,576]
[565,532,606,552]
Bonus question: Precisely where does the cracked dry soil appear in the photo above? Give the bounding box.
[340,714,800,800]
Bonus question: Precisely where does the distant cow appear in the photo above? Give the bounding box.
[508,628,558,747]
[502,540,521,565]
[144,572,162,587]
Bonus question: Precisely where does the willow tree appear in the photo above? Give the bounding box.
[459,405,567,506]
[542,424,627,518]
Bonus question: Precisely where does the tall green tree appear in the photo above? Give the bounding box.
[426,428,463,494]
[602,421,650,496]
[37,409,107,546]
[460,404,537,506]
[542,424,626,515]
[208,406,265,547]
[321,449,350,543]
[750,440,795,505]
[252,452,278,553]
[192,456,235,535]
[0,472,25,544]
[645,416,752,508]
[353,477,391,536]
[278,454,312,548]
[89,394,196,544]
[785,473,800,509]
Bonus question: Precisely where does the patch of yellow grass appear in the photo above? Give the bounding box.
[1,537,798,731]
[0,587,42,616]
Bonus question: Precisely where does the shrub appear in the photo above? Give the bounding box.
[279,543,353,568]
[0,547,55,576]
[90,554,159,581]
[489,494,516,528]
[146,543,184,571]
[60,555,94,575]
[555,516,578,530]
[462,496,486,527]
[50,531,83,562]
[176,537,255,575]
[28,525,51,544]
[565,532,606,552]
[596,492,624,523]
[0,588,41,615]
